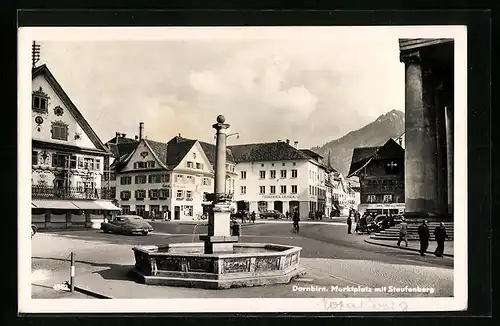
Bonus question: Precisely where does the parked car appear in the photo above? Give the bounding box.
[259,210,284,219]
[31,224,37,238]
[101,215,153,235]
[231,210,249,221]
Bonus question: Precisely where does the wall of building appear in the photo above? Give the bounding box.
[32,147,104,189]
[232,159,330,219]
[32,75,97,149]
[115,141,221,220]
[359,158,405,204]
[233,160,307,216]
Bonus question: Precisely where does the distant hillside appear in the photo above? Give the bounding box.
[311,109,405,176]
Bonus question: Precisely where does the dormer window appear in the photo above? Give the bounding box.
[32,87,50,114]
[51,121,69,141]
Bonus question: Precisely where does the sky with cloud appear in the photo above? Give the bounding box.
[36,28,405,148]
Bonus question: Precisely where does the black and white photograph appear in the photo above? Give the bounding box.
[18,26,467,313]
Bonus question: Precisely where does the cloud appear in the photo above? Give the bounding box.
[38,33,404,148]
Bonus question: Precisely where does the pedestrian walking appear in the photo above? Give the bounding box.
[418,219,430,256]
[434,222,448,257]
[346,215,352,234]
[292,209,300,233]
[397,217,408,247]
[250,211,256,223]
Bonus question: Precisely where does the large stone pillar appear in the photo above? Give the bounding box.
[401,51,439,218]
[445,105,454,215]
[200,115,238,254]
[214,118,228,196]
[435,84,449,216]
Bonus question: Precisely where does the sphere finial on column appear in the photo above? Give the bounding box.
[216,115,225,124]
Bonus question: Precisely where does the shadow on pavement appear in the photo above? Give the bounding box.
[95,265,137,282]
[32,256,140,283]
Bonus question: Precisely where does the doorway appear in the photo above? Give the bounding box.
[174,206,180,220]
[274,201,283,213]
[289,201,299,214]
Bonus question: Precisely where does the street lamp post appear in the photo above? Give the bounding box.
[199,115,239,254]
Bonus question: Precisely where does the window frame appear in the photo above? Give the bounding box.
[51,121,69,141]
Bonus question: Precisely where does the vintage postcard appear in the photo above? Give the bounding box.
[18,25,467,313]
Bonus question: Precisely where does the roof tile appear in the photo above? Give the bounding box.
[228,142,311,163]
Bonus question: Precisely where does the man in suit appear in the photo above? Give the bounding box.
[418,220,430,256]
[397,217,408,247]
[434,222,448,257]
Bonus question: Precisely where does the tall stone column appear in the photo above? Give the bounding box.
[214,117,228,197]
[435,83,449,216]
[200,115,239,254]
[401,51,439,219]
[445,105,454,215]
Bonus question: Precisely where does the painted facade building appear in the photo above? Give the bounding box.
[230,141,328,219]
[31,64,119,230]
[348,138,405,215]
[113,135,237,221]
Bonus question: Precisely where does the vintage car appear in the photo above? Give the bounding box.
[101,215,153,235]
[259,210,284,219]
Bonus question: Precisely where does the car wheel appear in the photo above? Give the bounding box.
[103,228,109,233]
[142,231,149,236]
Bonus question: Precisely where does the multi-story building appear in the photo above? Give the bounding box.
[102,132,140,204]
[31,64,119,230]
[331,172,359,215]
[347,138,405,215]
[113,134,237,220]
[230,140,328,219]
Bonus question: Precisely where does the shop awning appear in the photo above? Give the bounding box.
[95,200,122,211]
[71,200,105,210]
[31,199,79,210]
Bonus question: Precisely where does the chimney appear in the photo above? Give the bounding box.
[286,139,290,145]
[115,132,120,144]
[135,135,139,140]
[294,141,299,149]
[178,133,181,138]
[139,122,144,140]
[277,139,281,143]
[121,133,126,138]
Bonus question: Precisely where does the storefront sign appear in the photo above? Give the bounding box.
[262,194,299,200]
[362,203,405,209]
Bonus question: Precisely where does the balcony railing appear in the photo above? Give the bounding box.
[32,186,114,200]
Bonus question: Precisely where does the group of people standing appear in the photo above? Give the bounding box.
[398,219,449,257]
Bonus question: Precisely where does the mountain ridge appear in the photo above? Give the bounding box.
[311,109,405,176]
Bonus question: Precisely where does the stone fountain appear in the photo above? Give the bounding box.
[131,115,304,289]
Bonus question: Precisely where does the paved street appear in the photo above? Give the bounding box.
[31,221,453,299]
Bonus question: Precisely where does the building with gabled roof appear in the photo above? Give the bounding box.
[228,140,331,219]
[110,130,238,220]
[31,63,120,230]
[348,138,405,215]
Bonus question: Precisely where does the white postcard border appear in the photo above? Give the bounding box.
[18,25,467,313]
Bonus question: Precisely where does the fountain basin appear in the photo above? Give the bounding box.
[131,242,304,289]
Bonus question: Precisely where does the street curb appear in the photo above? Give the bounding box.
[74,286,113,299]
[364,239,454,258]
